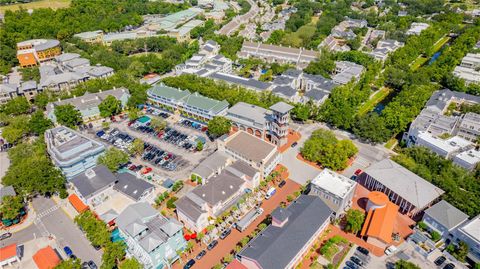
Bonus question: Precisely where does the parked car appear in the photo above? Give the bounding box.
[63,246,74,257]
[207,240,218,250]
[291,142,298,148]
[350,256,363,266]
[345,261,359,269]
[356,246,369,256]
[220,228,232,239]
[384,245,397,255]
[87,261,97,269]
[443,263,455,269]
[354,169,363,176]
[434,256,446,266]
[278,180,286,188]
[0,232,12,240]
[184,259,196,269]
[196,250,206,260]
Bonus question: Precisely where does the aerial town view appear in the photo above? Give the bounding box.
[0,0,480,269]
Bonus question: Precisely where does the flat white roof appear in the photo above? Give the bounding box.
[455,149,480,165]
[418,132,472,153]
[311,169,356,198]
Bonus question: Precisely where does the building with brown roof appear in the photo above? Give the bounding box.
[33,246,61,269]
[218,131,281,178]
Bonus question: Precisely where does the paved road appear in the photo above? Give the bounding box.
[0,151,10,186]
[0,222,40,247]
[218,0,259,36]
[32,196,103,264]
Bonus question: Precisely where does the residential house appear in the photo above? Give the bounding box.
[116,202,187,269]
[453,215,480,264]
[238,195,333,269]
[422,200,469,239]
[369,39,404,61]
[358,158,445,216]
[452,149,480,171]
[208,72,273,92]
[147,84,229,122]
[218,131,281,177]
[457,112,480,141]
[16,39,61,67]
[113,172,155,203]
[69,165,117,207]
[406,22,430,35]
[46,87,130,123]
[0,84,19,104]
[332,61,365,85]
[176,170,247,232]
[191,151,232,183]
[167,19,204,42]
[319,35,351,52]
[73,30,104,43]
[309,169,357,216]
[453,53,480,84]
[45,126,106,179]
[416,132,473,159]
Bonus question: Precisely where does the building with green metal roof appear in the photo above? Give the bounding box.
[147,84,228,122]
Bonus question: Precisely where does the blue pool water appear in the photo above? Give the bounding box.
[428,51,442,65]
[111,228,124,243]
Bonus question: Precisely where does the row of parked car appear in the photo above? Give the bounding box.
[142,142,188,171]
[345,246,370,269]
[184,228,232,269]
[145,108,169,119]
[96,129,134,151]
[178,119,208,133]
[131,124,199,151]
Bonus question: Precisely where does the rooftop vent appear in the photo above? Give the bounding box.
[85,169,96,179]
[124,185,128,189]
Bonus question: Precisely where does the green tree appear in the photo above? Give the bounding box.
[150,116,167,132]
[119,258,142,269]
[197,232,205,245]
[54,104,82,128]
[29,111,53,135]
[166,197,178,209]
[74,211,111,248]
[344,209,365,234]
[207,116,231,137]
[128,138,144,156]
[196,141,204,151]
[99,95,122,118]
[127,108,140,121]
[97,147,129,171]
[353,113,392,143]
[55,258,82,269]
[0,97,30,115]
[34,92,50,110]
[2,115,30,144]
[0,195,24,220]
[395,260,420,269]
[101,242,126,269]
[186,241,194,253]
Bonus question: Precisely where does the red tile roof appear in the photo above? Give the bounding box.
[33,246,61,269]
[361,192,399,244]
[225,259,248,269]
[68,194,89,213]
[0,244,18,261]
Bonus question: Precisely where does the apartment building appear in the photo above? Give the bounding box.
[146,84,229,122]
[453,53,480,84]
[369,39,404,61]
[73,30,104,43]
[16,39,61,67]
[46,87,130,123]
[238,41,318,68]
[218,131,281,177]
[45,126,105,179]
[332,61,365,85]
[422,200,469,239]
[454,215,480,263]
[116,203,186,269]
[457,112,480,141]
[406,22,430,35]
[238,195,333,269]
[416,132,473,159]
[309,169,357,216]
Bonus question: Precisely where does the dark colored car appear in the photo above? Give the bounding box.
[434,256,446,266]
[87,261,98,269]
[184,259,196,269]
[0,232,12,240]
[356,246,369,256]
[196,250,206,260]
[443,263,455,269]
[350,256,363,266]
[291,142,298,148]
[345,261,359,269]
[63,246,73,257]
[278,180,286,188]
[207,240,218,250]
[220,228,232,239]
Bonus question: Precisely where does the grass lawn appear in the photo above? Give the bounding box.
[129,52,163,58]
[431,36,450,53]
[0,0,71,13]
[385,138,398,150]
[410,56,429,71]
[357,87,392,116]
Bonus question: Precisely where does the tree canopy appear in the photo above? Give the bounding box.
[97,147,129,172]
[0,195,24,220]
[54,104,83,128]
[300,129,358,171]
[344,209,365,234]
[207,116,231,137]
[99,95,122,118]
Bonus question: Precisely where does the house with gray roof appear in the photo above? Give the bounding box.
[176,169,247,232]
[454,215,480,263]
[358,158,445,216]
[422,200,469,239]
[46,87,130,123]
[191,151,232,182]
[147,84,228,122]
[238,195,333,269]
[45,126,106,179]
[0,84,18,104]
[209,72,273,92]
[116,202,186,269]
[113,172,155,203]
[69,165,117,207]
[332,61,365,85]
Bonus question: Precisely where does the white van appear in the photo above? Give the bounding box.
[265,187,276,200]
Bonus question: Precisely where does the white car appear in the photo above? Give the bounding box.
[384,245,397,255]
